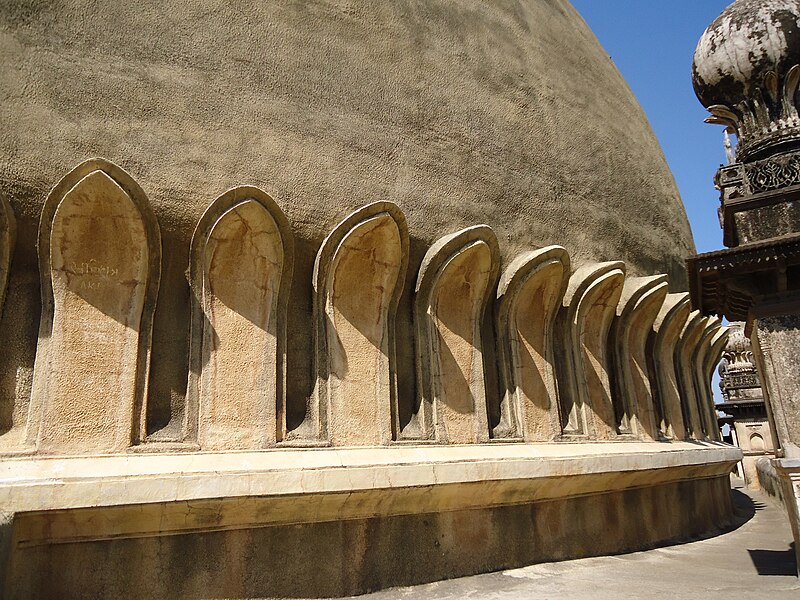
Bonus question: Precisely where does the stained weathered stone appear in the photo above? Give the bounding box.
[675,312,709,441]
[650,293,692,440]
[555,262,626,439]
[312,203,408,446]
[416,226,500,444]
[28,159,160,454]
[0,194,14,325]
[187,187,293,450]
[609,275,669,441]
[752,315,800,459]
[495,246,570,442]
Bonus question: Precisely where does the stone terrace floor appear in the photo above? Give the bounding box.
[349,480,799,600]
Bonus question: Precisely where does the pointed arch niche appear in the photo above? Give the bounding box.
[313,202,408,446]
[649,293,691,440]
[555,262,625,439]
[495,246,569,442]
[609,275,668,441]
[187,187,293,450]
[29,159,161,454]
[415,226,500,444]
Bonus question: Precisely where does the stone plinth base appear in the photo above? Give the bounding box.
[0,443,740,599]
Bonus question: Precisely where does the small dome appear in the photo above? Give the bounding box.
[693,0,800,108]
[693,0,800,159]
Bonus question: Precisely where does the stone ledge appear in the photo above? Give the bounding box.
[0,443,740,547]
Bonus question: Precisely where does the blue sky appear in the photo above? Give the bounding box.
[571,0,733,255]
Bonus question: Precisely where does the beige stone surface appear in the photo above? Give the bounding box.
[192,194,289,450]
[30,164,160,454]
[703,327,730,443]
[692,319,723,441]
[556,262,626,439]
[677,312,710,440]
[416,227,499,444]
[651,293,691,440]
[0,0,696,439]
[610,275,668,440]
[496,246,570,442]
[314,203,407,446]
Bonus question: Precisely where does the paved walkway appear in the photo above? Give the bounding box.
[352,481,798,599]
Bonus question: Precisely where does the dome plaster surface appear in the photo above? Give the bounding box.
[0,0,695,435]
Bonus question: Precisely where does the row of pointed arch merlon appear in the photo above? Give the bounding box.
[0,160,729,454]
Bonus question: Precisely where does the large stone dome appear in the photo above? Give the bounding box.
[0,0,695,436]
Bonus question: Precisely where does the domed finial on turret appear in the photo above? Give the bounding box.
[718,322,763,402]
[693,0,800,162]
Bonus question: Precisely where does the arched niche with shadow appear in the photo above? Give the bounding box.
[415,226,500,444]
[28,158,161,454]
[312,202,408,446]
[186,187,293,450]
[495,246,569,442]
[609,274,668,441]
[554,261,625,439]
[0,192,15,323]
[697,323,729,443]
[675,311,709,441]
[648,292,691,440]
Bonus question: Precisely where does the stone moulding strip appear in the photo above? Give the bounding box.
[185,186,294,448]
[1,443,741,547]
[27,158,162,451]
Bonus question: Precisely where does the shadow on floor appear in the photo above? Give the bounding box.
[729,488,758,529]
[748,544,797,577]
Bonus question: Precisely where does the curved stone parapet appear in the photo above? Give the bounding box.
[649,293,691,440]
[415,226,500,443]
[555,261,626,439]
[702,326,730,442]
[313,203,408,446]
[675,311,709,441]
[0,193,15,323]
[495,246,570,441]
[187,187,293,450]
[28,159,161,454]
[610,275,669,440]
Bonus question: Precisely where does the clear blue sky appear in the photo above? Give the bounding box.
[571,0,732,255]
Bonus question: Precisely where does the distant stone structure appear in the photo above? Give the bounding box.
[0,1,740,597]
[688,0,800,577]
[717,323,775,486]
